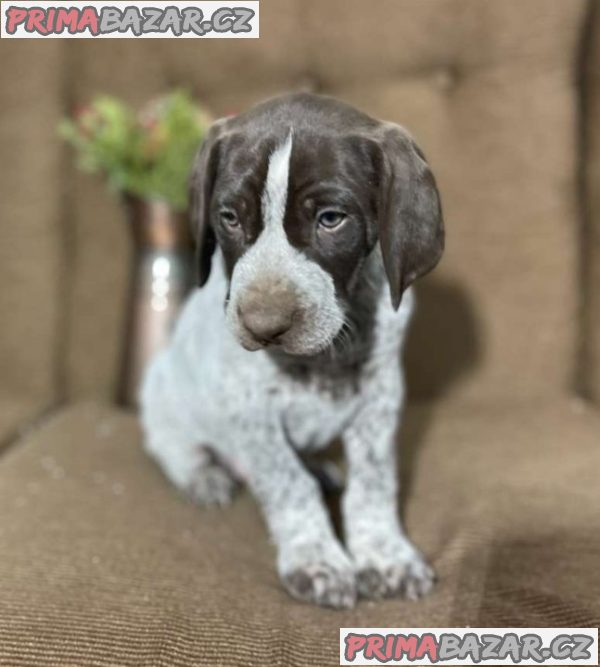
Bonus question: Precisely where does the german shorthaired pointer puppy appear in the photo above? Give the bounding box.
[140,93,444,609]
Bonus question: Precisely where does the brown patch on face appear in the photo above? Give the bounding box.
[210,134,273,279]
[281,134,381,301]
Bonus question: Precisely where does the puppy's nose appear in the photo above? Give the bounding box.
[239,306,294,345]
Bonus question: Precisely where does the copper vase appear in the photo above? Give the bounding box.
[118,197,193,407]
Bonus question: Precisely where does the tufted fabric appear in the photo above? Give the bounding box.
[583,2,600,401]
[0,41,66,436]
[58,0,588,405]
[0,402,598,665]
[0,1,596,409]
[1,2,600,664]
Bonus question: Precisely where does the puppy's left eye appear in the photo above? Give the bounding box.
[220,208,240,228]
[317,209,347,230]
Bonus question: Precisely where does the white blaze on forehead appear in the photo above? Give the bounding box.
[261,130,293,232]
[227,127,345,355]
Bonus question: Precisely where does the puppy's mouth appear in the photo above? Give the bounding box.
[230,305,343,357]
[237,324,339,357]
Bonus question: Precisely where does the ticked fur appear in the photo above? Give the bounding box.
[141,93,439,609]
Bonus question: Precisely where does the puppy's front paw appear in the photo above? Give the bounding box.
[279,542,356,609]
[354,545,436,601]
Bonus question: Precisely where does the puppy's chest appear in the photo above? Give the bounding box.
[279,382,360,452]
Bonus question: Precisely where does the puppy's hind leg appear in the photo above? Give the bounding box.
[186,445,241,507]
[144,429,239,507]
[140,355,239,507]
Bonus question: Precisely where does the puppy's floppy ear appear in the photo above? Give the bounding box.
[376,123,444,309]
[189,119,227,287]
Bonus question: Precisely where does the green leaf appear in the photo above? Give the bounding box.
[60,91,209,210]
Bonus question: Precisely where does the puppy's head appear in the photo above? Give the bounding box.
[190,93,444,356]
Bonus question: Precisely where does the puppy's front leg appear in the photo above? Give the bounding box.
[233,414,356,609]
[342,368,435,601]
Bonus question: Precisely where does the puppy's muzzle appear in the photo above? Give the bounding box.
[237,283,299,347]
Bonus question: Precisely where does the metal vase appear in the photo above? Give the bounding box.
[118,196,193,408]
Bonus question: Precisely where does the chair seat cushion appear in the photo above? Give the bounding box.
[0,400,598,665]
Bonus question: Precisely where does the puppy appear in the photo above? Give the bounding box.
[140,93,444,609]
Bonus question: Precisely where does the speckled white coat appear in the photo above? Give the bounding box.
[140,249,434,608]
[141,121,436,609]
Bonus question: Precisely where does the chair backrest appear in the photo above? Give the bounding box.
[1,0,592,409]
[0,41,65,417]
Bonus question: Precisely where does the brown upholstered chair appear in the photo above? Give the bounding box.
[1,2,599,663]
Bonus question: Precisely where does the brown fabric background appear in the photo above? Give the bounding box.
[583,3,600,401]
[56,0,587,405]
[1,1,600,664]
[1,1,599,410]
[0,402,598,666]
[0,42,66,432]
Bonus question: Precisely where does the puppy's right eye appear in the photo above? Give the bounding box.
[219,209,239,229]
[317,209,347,230]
